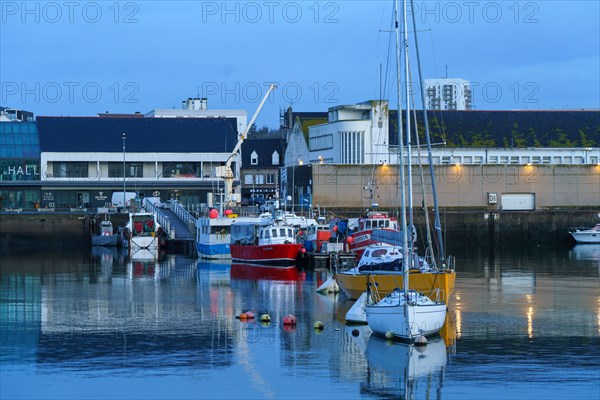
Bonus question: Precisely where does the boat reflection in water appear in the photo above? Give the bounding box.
[230,263,304,281]
[569,244,600,263]
[363,336,447,399]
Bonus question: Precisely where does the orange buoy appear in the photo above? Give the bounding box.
[209,209,219,218]
[239,312,248,320]
[283,314,296,325]
[346,236,354,244]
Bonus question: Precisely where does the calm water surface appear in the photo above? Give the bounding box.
[1,240,599,400]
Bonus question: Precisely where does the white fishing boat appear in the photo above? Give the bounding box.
[195,211,262,260]
[125,211,161,260]
[365,0,448,341]
[568,223,600,244]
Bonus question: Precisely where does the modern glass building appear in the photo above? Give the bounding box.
[0,122,42,209]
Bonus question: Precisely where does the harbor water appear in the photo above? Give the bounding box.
[1,240,599,399]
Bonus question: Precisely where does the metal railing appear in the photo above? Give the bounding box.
[170,200,197,234]
[143,199,172,237]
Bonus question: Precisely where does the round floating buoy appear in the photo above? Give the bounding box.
[300,248,306,254]
[239,312,247,320]
[224,209,233,216]
[346,236,354,244]
[209,209,219,219]
[313,321,324,330]
[414,335,428,346]
[246,311,255,319]
[385,331,395,340]
[332,225,338,232]
[351,329,360,337]
[283,314,296,325]
[260,314,271,322]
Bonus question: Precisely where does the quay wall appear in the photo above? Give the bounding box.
[311,164,600,209]
[1,210,598,248]
[0,212,128,248]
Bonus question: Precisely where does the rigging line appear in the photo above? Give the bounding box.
[410,0,445,261]
[408,68,437,268]
[383,0,397,103]
[426,29,448,144]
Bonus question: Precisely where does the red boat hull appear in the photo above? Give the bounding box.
[230,243,302,265]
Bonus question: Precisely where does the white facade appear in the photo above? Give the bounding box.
[424,78,472,110]
[39,152,231,182]
[308,100,390,165]
[307,100,599,167]
[389,147,600,166]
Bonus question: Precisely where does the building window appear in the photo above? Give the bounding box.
[256,174,265,184]
[251,151,258,165]
[244,174,254,184]
[309,134,333,151]
[108,162,143,178]
[161,162,197,178]
[266,173,275,184]
[53,162,88,178]
[272,151,279,165]
[340,130,364,164]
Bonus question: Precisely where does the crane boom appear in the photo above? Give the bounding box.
[217,83,277,206]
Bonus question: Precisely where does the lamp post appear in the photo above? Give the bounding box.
[122,133,126,211]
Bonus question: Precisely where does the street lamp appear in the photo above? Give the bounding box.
[122,133,126,211]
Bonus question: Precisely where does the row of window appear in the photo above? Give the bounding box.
[309,134,334,151]
[405,154,600,165]
[340,130,365,164]
[47,162,218,178]
[244,173,276,185]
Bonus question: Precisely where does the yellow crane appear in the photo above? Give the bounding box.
[215,83,277,207]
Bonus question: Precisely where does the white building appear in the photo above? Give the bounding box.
[145,97,248,136]
[307,100,391,165]
[306,100,599,167]
[424,78,472,110]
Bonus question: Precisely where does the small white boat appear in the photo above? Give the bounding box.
[126,211,161,259]
[568,223,600,244]
[365,289,447,340]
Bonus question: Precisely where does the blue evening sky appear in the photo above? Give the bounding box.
[1,0,599,128]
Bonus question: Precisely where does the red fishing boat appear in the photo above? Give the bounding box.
[230,220,304,265]
[347,211,398,258]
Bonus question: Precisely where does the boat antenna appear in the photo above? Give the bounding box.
[410,0,445,261]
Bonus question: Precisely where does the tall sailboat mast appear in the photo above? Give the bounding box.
[402,0,414,268]
[394,0,409,294]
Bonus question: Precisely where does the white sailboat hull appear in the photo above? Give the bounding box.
[365,291,446,340]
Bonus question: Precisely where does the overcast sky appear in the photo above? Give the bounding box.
[1,0,599,128]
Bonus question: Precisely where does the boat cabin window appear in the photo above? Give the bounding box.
[371,249,388,258]
[264,230,270,238]
[288,228,293,237]
[279,228,287,237]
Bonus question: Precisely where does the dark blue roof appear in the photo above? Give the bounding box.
[241,138,285,168]
[36,117,238,153]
